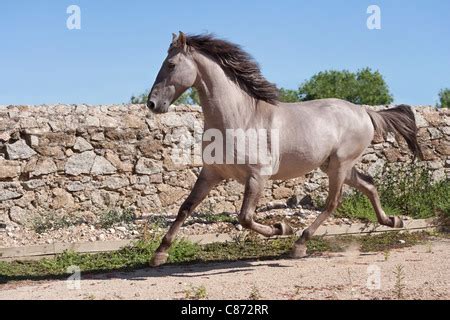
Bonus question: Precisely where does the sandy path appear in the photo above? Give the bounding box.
[1,239,448,300]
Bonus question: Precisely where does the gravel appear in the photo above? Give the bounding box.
[0,208,355,248]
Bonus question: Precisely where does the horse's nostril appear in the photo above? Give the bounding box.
[147,100,155,110]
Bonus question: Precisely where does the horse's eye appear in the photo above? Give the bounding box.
[167,62,176,70]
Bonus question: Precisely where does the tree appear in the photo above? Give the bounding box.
[278,88,301,102]
[355,68,394,105]
[130,91,148,104]
[297,68,393,105]
[437,88,450,108]
[130,88,200,105]
[188,88,200,105]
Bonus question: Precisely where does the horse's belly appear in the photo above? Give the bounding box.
[270,152,327,180]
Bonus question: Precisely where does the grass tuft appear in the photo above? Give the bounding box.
[97,208,135,229]
[249,285,262,300]
[184,285,208,300]
[31,214,84,234]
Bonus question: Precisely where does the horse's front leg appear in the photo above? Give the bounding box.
[150,168,222,267]
[291,161,348,258]
[238,175,294,237]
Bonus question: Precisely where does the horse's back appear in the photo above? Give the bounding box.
[277,98,372,136]
[278,98,366,116]
[269,99,374,180]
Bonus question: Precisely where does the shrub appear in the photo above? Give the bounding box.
[337,164,449,221]
[131,88,200,105]
[31,214,84,234]
[437,88,450,108]
[379,164,449,219]
[98,208,135,229]
[278,88,301,102]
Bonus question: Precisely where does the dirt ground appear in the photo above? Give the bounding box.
[0,239,448,300]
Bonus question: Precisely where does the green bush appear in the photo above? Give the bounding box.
[379,164,449,219]
[98,208,135,229]
[298,68,393,105]
[437,88,450,108]
[31,214,85,234]
[130,91,148,104]
[337,164,449,222]
[337,191,400,222]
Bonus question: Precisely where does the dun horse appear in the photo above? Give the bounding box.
[146,32,422,266]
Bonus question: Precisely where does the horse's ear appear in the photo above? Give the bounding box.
[171,32,178,43]
[178,31,187,51]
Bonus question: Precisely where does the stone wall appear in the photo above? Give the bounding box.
[0,104,449,226]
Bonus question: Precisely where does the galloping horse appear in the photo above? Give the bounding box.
[146,32,422,266]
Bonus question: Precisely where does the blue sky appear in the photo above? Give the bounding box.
[0,0,449,105]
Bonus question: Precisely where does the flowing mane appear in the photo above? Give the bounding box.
[185,34,279,105]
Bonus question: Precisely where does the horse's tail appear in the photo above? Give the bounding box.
[366,105,423,160]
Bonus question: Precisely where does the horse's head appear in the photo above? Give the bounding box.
[147,32,197,113]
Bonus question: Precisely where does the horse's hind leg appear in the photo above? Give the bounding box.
[344,167,403,228]
[291,159,349,258]
[150,168,222,267]
[238,175,294,237]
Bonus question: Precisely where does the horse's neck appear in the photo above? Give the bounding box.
[193,53,257,130]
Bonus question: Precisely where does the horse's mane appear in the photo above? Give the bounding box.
[186,34,279,105]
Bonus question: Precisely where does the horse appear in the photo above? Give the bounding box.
[146,32,422,266]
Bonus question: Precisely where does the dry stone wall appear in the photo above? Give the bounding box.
[0,104,449,226]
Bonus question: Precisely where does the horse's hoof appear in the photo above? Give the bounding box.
[289,245,308,259]
[390,216,404,228]
[149,252,169,267]
[274,222,294,236]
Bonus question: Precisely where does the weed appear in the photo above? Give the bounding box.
[168,239,201,263]
[31,214,84,234]
[425,241,433,253]
[190,212,236,224]
[307,236,335,252]
[231,232,248,246]
[359,231,429,252]
[146,215,168,229]
[249,285,262,300]
[336,191,400,222]
[97,208,134,229]
[336,163,449,222]
[184,285,208,300]
[393,264,406,299]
